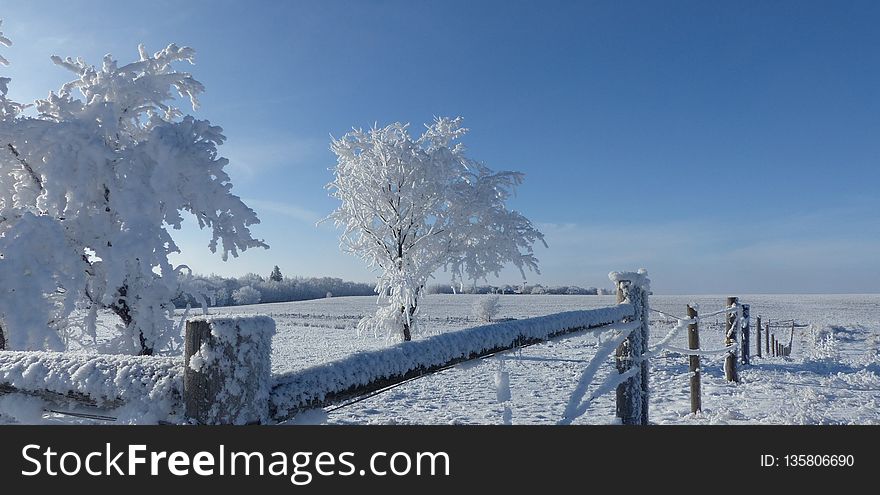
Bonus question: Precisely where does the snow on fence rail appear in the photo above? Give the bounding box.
[0,351,183,420]
[0,315,274,424]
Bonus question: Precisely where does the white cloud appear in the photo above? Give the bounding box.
[222,136,326,181]
[243,198,322,224]
[530,210,880,294]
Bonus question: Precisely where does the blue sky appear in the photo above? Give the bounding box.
[2,0,879,293]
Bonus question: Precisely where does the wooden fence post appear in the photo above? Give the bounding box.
[687,305,701,414]
[756,316,762,358]
[184,315,276,424]
[724,297,739,382]
[771,334,776,356]
[0,323,5,351]
[765,321,770,356]
[613,271,650,425]
[741,304,750,365]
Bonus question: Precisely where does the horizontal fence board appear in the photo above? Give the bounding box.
[0,351,184,417]
[270,303,635,422]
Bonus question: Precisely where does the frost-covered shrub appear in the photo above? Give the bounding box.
[213,288,230,307]
[863,331,880,365]
[232,286,261,306]
[473,295,501,322]
[807,325,840,364]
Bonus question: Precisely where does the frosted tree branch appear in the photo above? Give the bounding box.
[0,28,267,354]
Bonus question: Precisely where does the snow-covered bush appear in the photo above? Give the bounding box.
[212,287,230,307]
[807,325,840,364]
[473,295,501,322]
[862,330,880,365]
[232,286,262,306]
[0,22,266,354]
[325,117,545,342]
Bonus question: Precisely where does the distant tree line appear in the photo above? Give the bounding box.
[171,265,614,309]
[425,283,613,296]
[172,266,375,308]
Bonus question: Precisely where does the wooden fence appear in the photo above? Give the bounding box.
[2,282,815,425]
[0,273,651,425]
[676,303,810,413]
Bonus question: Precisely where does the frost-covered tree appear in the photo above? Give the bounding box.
[473,295,501,323]
[0,23,266,354]
[231,285,261,306]
[270,265,283,282]
[326,117,545,341]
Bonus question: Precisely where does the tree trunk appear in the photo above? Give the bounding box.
[111,285,153,356]
[137,331,153,356]
[400,303,417,342]
[402,320,412,341]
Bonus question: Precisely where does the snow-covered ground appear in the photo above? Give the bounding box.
[3,294,878,424]
[221,294,880,425]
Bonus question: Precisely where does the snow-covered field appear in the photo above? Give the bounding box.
[3,294,878,425]
[218,293,880,425]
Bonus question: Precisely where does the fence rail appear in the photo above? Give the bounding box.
[0,351,183,418]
